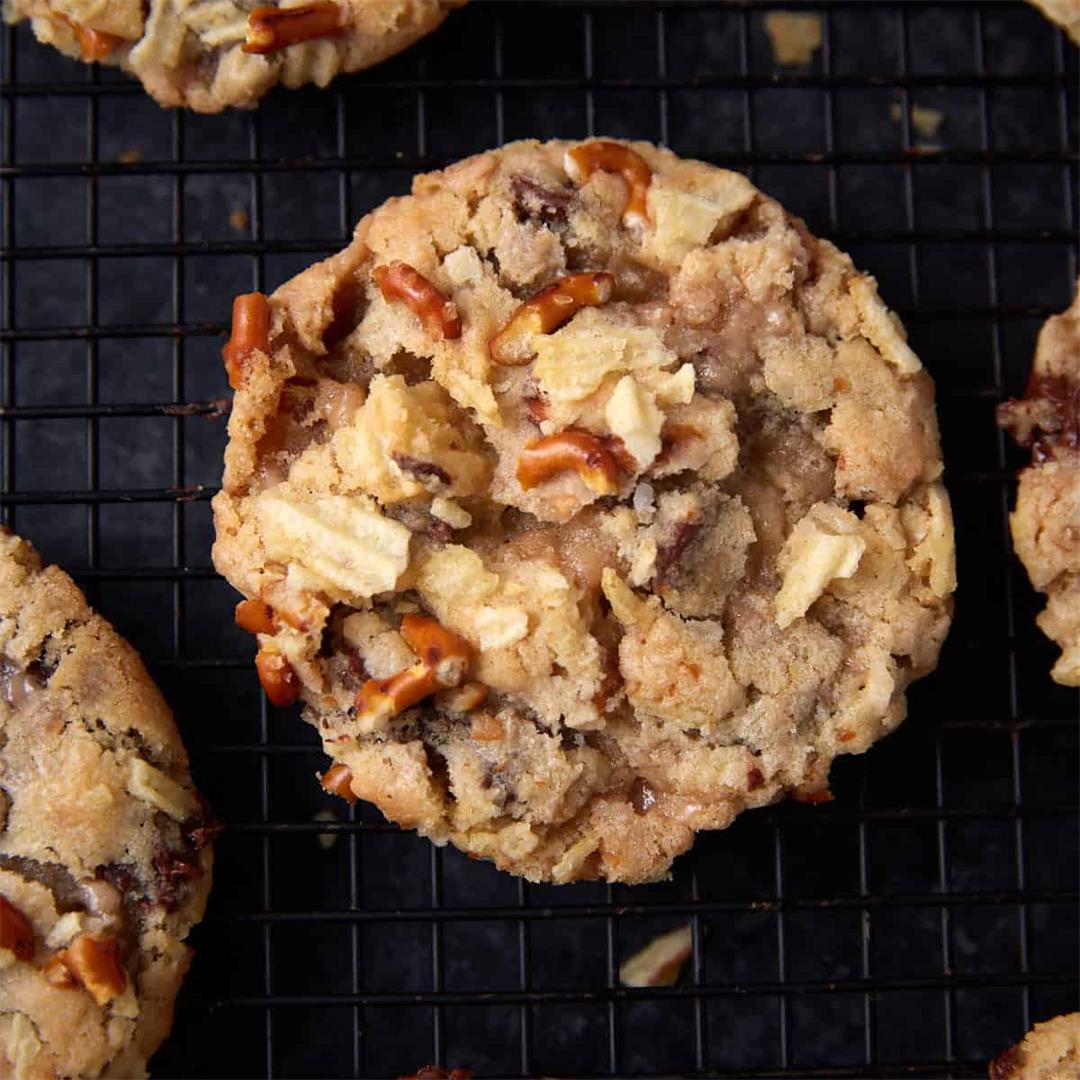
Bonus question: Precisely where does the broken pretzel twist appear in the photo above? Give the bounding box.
[373,262,462,340]
[489,272,614,365]
[255,648,301,708]
[355,615,473,730]
[222,292,270,391]
[517,429,623,495]
[564,141,653,228]
[244,3,345,55]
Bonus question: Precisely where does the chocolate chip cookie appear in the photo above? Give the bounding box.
[212,138,955,884]
[991,1013,1080,1080]
[997,281,1079,686]
[5,0,463,113]
[0,530,214,1078]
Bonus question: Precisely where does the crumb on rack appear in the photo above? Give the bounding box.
[764,12,823,66]
[889,102,946,143]
[117,148,142,165]
[619,924,694,987]
[229,208,251,234]
[313,808,338,850]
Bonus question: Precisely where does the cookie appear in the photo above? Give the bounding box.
[1026,0,1080,43]
[997,281,1080,686]
[0,530,215,1078]
[212,138,955,884]
[991,1013,1080,1080]
[5,0,463,113]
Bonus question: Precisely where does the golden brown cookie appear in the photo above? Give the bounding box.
[997,281,1080,686]
[0,530,215,1078]
[212,138,955,884]
[991,1013,1080,1080]
[4,0,464,113]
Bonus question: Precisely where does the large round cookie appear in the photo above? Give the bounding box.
[6,0,463,113]
[212,138,955,884]
[997,281,1080,686]
[0,530,214,1078]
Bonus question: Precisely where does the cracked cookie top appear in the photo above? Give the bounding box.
[998,280,1080,686]
[212,138,955,884]
[0,530,214,1079]
[5,0,463,113]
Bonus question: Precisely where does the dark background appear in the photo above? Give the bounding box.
[1,1,1077,1076]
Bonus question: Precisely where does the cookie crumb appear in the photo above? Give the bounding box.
[313,808,338,850]
[229,208,250,234]
[764,12,823,66]
[118,148,142,165]
[619,925,693,987]
[889,103,945,143]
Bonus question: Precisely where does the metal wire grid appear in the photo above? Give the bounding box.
[1,1,1078,1076]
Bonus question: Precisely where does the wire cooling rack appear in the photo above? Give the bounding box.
[1,1,1078,1076]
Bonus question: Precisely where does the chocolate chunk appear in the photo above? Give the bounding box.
[157,807,221,911]
[511,174,572,225]
[631,777,657,815]
[323,273,366,351]
[655,520,701,585]
[989,1042,1026,1080]
[184,816,224,852]
[0,854,85,913]
[96,862,139,897]
[153,850,203,911]
[747,767,764,791]
[427,518,454,544]
[997,373,1079,461]
[393,454,451,487]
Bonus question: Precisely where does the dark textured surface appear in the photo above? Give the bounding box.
[1,2,1078,1077]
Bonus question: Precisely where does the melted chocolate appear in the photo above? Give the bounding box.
[393,454,451,487]
[510,174,572,226]
[630,777,657,815]
[999,373,1079,462]
[655,520,701,586]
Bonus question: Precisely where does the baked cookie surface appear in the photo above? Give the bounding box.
[997,282,1080,686]
[212,138,955,884]
[4,0,462,113]
[991,1013,1080,1080]
[0,530,214,1078]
